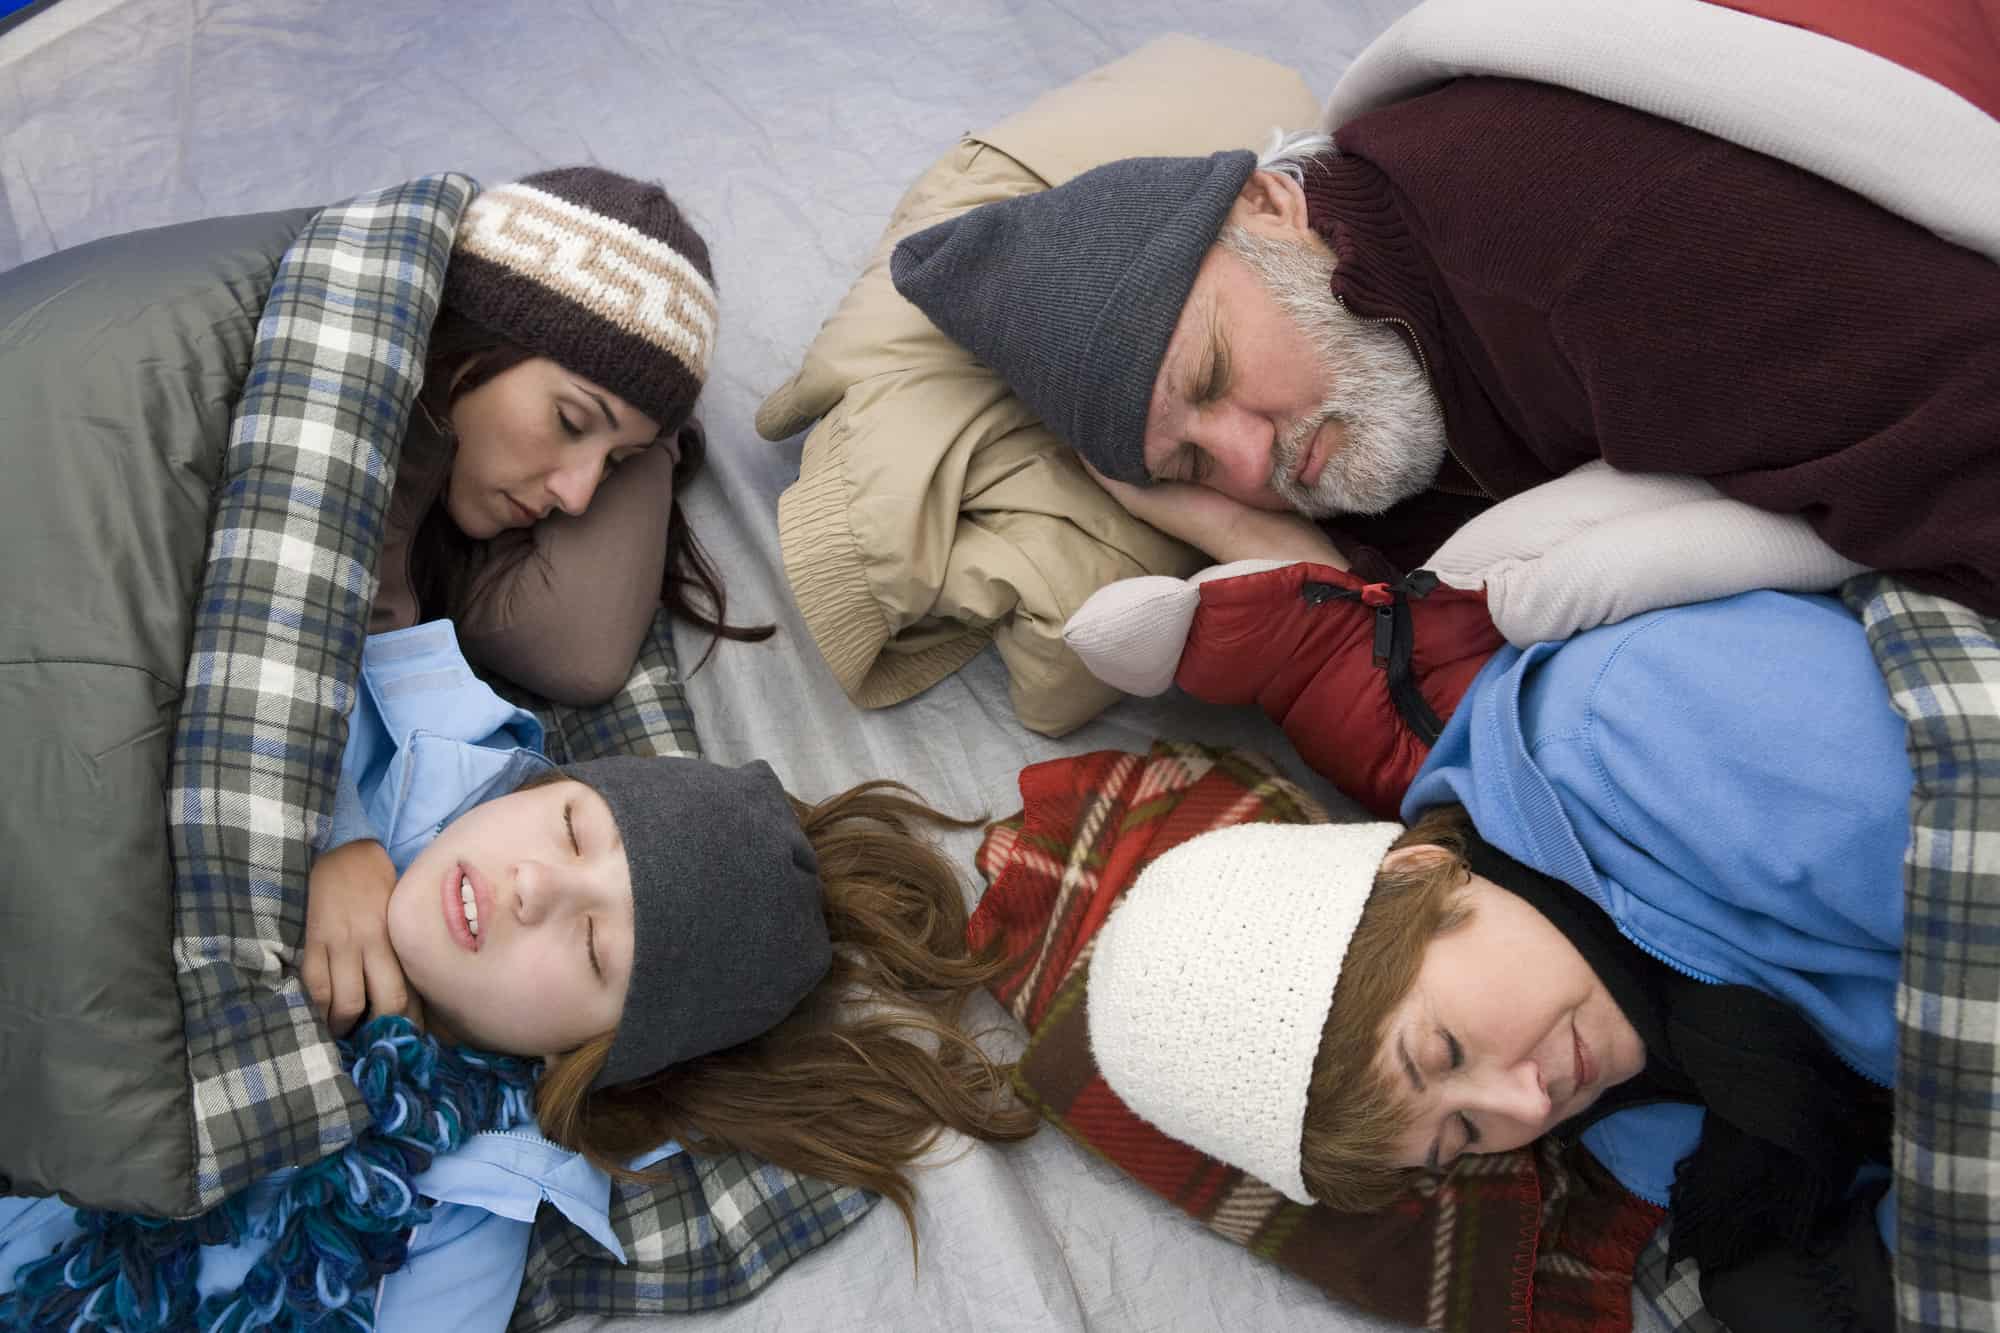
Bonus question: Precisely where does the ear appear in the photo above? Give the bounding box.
[1227,168,1314,240]
[1380,843,1453,874]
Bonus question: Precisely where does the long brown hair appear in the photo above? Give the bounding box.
[1298,804,1476,1211]
[405,307,772,670]
[533,780,1039,1250]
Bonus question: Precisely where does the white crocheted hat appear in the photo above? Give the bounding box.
[1087,820,1403,1204]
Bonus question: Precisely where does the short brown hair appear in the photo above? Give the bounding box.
[1298,804,1475,1211]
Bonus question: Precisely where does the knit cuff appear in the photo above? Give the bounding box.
[777,417,992,708]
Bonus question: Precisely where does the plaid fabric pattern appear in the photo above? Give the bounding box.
[510,1149,874,1328]
[974,742,1663,1333]
[1630,1228,1723,1333]
[509,611,703,765]
[1846,574,2000,1333]
[169,173,473,1211]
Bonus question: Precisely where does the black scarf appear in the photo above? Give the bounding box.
[1456,829,1892,1279]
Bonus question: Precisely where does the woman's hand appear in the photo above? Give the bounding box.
[303,839,422,1036]
[1081,460,1349,569]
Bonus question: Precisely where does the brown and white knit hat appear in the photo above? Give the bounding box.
[1087,820,1403,1204]
[445,166,718,432]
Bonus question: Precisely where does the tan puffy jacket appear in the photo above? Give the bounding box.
[758,36,1320,735]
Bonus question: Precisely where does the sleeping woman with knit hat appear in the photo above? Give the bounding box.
[383,164,764,708]
[1085,589,1907,1333]
[0,620,1034,1331]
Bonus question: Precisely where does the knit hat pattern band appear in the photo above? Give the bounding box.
[447,166,718,432]
[1086,820,1403,1204]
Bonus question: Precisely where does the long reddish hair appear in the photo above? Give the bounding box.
[532,781,1039,1251]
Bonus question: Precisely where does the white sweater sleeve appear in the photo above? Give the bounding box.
[1427,461,1869,646]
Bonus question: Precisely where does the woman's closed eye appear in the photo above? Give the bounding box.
[1450,1111,1480,1165]
[556,406,583,439]
[1431,1110,1481,1172]
[1170,443,1213,485]
[560,800,604,980]
[1427,1029,1476,1170]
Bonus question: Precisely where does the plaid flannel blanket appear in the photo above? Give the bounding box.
[973,743,1665,1332]
[166,173,867,1322]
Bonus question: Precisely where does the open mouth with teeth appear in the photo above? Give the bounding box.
[442,861,487,952]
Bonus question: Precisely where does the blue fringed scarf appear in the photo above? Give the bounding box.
[2,1016,538,1332]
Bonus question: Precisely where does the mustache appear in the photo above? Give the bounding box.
[1268,406,1335,485]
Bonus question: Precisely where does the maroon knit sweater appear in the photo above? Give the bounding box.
[1307,78,2000,616]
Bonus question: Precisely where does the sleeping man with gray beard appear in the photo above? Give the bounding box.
[888,78,2000,613]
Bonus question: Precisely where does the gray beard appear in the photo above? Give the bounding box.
[1219,224,1447,517]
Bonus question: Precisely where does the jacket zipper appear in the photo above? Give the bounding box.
[1334,294,1494,500]
[481,1127,561,1147]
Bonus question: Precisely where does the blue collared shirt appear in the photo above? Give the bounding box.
[325,618,553,868]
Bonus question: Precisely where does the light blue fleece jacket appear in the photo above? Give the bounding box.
[1402,591,1910,1237]
[2,620,675,1330]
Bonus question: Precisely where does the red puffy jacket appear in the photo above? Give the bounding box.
[1174,563,1505,818]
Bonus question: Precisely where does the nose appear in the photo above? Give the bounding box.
[1479,1061,1552,1127]
[1197,405,1278,496]
[510,860,578,926]
[545,454,604,516]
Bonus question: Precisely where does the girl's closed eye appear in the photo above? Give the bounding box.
[564,801,579,855]
[556,406,583,438]
[586,916,602,979]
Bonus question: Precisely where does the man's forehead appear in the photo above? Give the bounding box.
[1170,284,1222,390]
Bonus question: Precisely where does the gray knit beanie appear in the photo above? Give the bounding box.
[446,166,718,433]
[890,150,1255,483]
[559,755,828,1090]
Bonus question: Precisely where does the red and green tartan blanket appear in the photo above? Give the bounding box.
[972,741,1664,1333]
